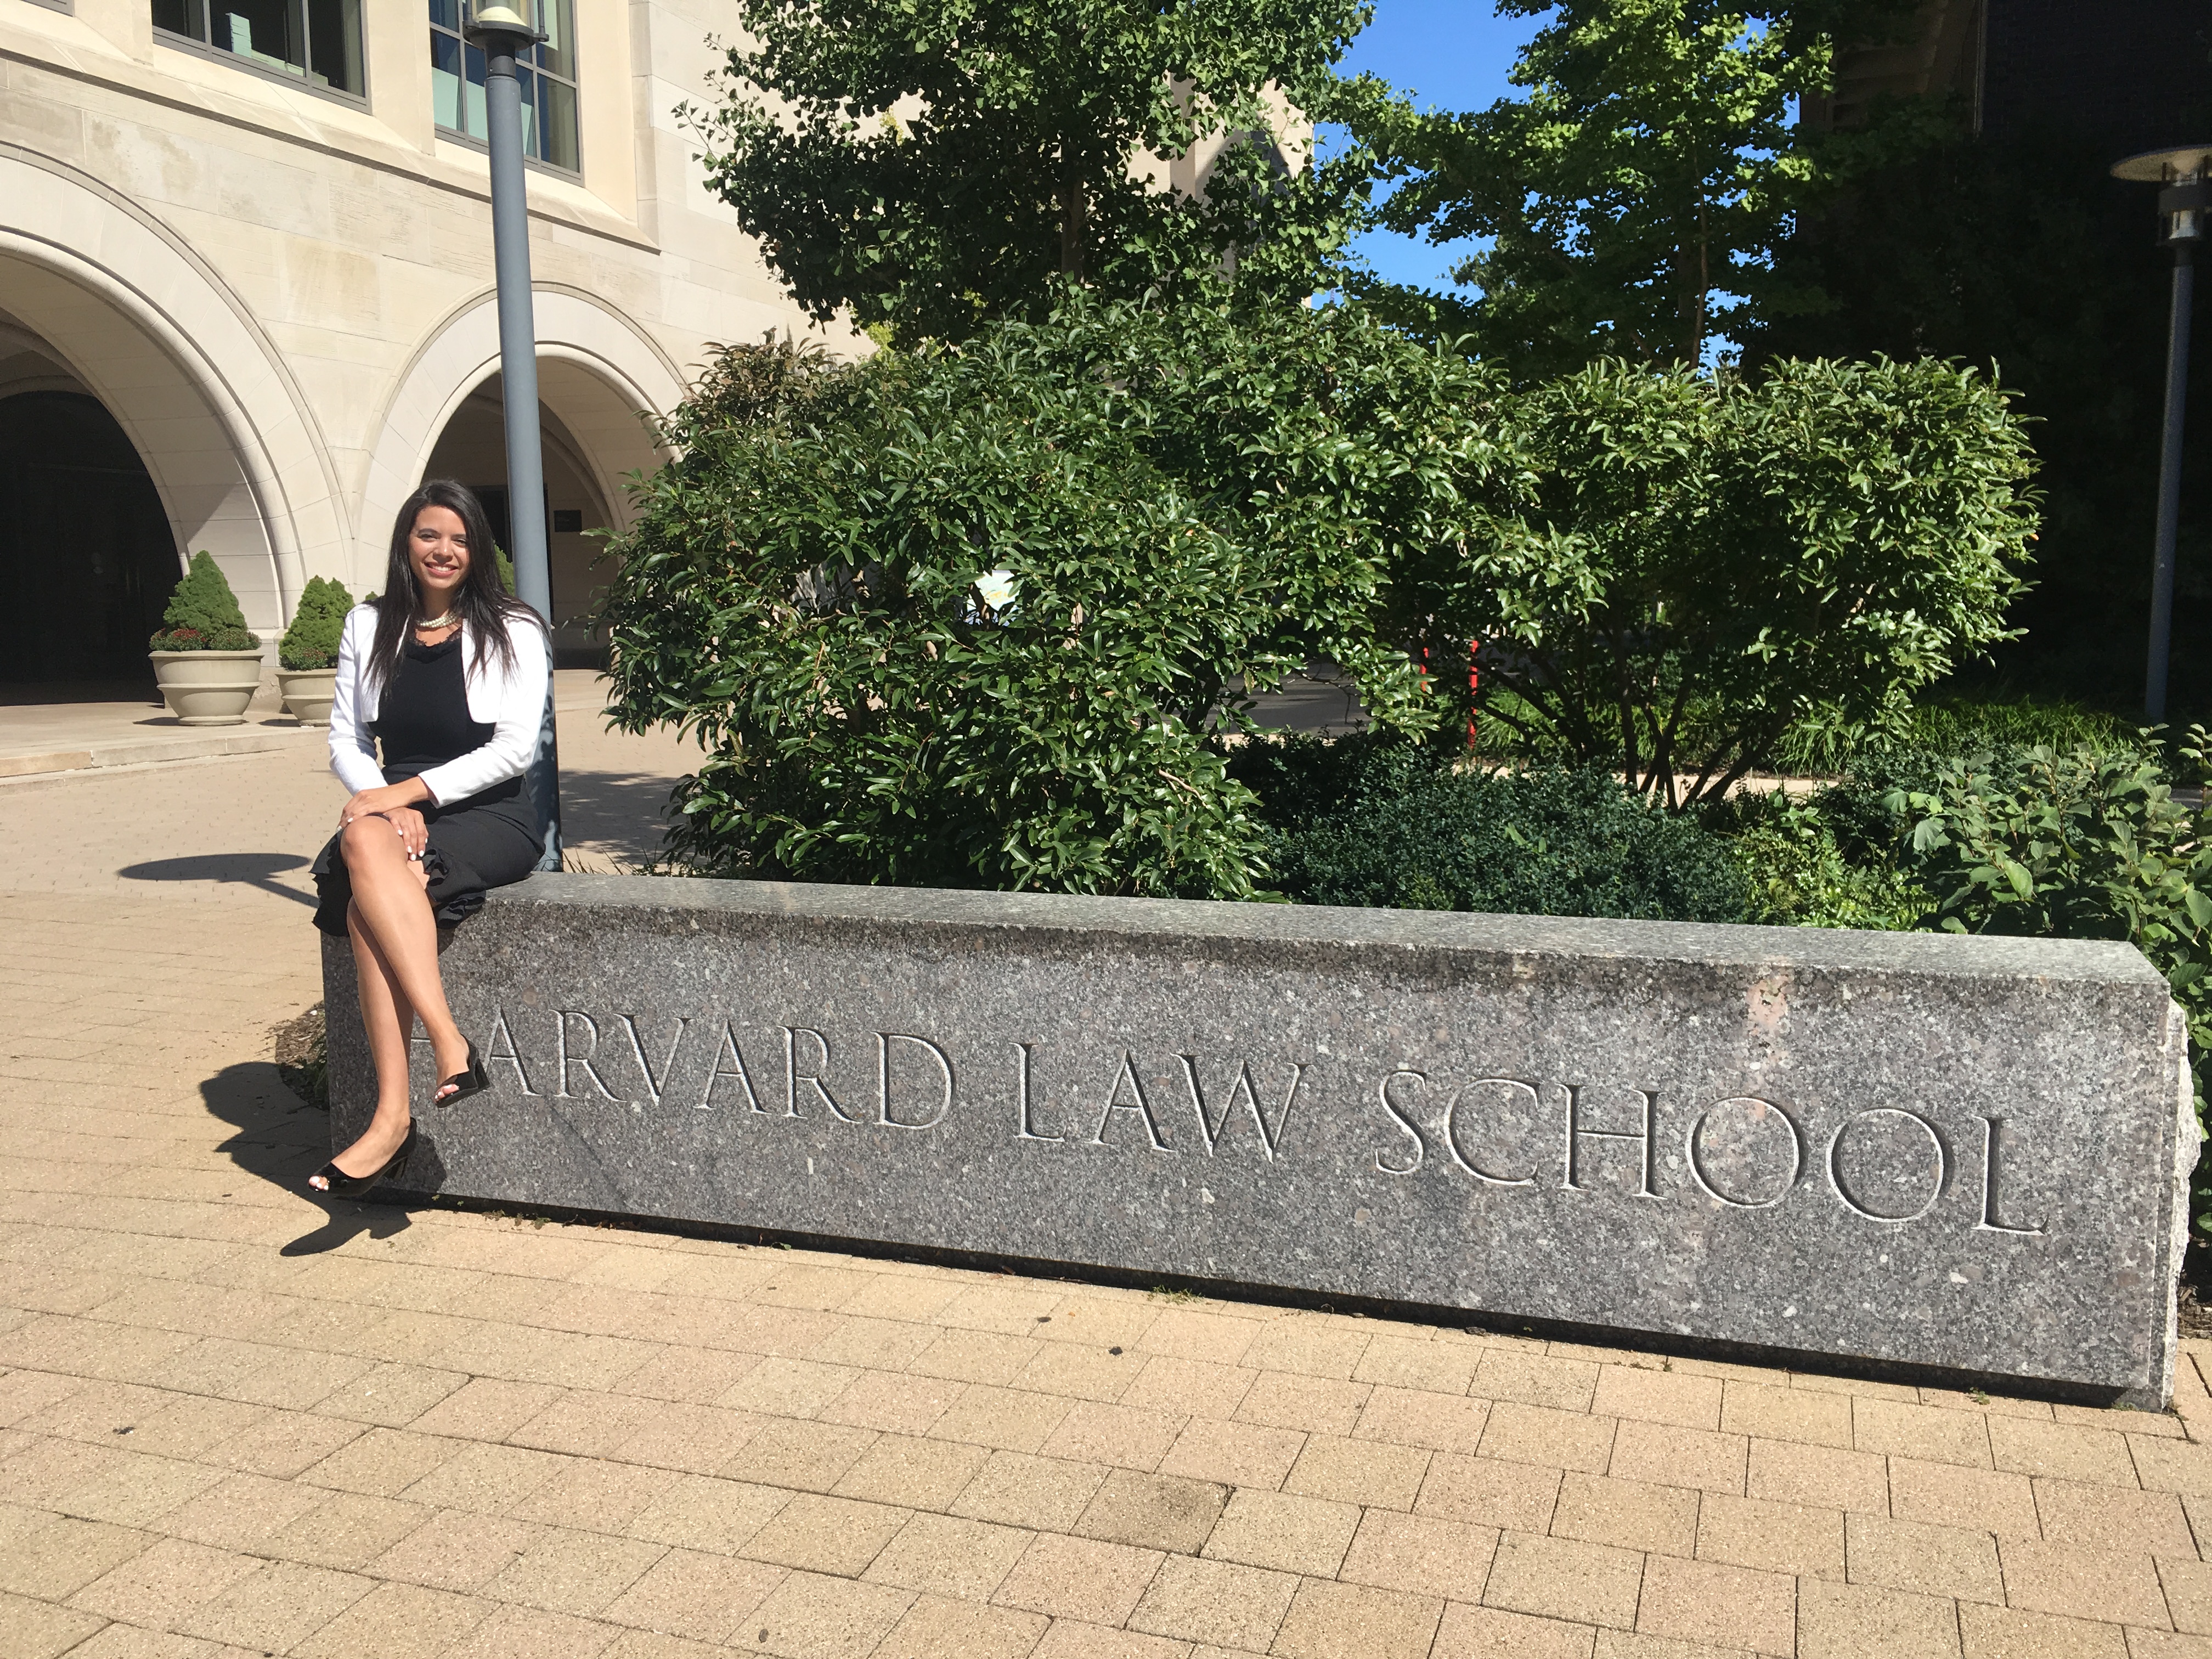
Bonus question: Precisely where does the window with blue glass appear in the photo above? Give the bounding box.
[153,0,364,98]
[430,0,579,174]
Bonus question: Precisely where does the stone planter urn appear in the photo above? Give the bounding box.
[276,668,339,726]
[149,648,264,725]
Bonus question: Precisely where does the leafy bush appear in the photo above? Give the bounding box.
[600,300,1510,895]
[149,550,258,653]
[1775,693,2136,777]
[1893,741,2212,1229]
[605,306,2044,899]
[1716,793,1928,931]
[1231,736,1750,922]
[1898,745,2212,994]
[1429,357,2038,805]
[278,576,353,670]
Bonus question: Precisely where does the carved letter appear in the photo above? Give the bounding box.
[1826,1107,1949,1222]
[1977,1115,2045,1235]
[1375,1070,1427,1175]
[484,1007,538,1096]
[1563,1084,1660,1197]
[782,1026,859,1122]
[1446,1078,1541,1187]
[1176,1056,1301,1161]
[701,1022,765,1112]
[1685,1097,1804,1209]
[1092,1053,1173,1151]
[618,1014,689,1107]
[1015,1043,1062,1142]
[555,1012,618,1101]
[878,1032,953,1128]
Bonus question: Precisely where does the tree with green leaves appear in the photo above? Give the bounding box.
[1352,0,1928,379]
[1429,356,2038,805]
[685,0,1382,343]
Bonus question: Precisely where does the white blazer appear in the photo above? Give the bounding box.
[328,603,551,806]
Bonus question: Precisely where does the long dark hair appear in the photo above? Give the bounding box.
[369,479,544,689]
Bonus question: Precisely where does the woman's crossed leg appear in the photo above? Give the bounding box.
[312,813,472,1187]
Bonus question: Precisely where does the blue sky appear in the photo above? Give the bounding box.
[1329,1,1544,294]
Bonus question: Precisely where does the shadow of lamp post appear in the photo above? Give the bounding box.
[464,0,563,869]
[2113,144,2212,723]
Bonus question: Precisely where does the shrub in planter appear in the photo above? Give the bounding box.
[148,551,263,725]
[278,576,352,669]
[149,550,258,653]
[275,574,353,725]
[1231,735,1751,922]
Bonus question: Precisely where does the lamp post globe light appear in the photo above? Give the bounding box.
[2113,143,2212,723]
[462,0,562,866]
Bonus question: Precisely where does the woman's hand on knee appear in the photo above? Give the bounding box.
[341,780,431,830]
[384,808,429,861]
[341,810,427,865]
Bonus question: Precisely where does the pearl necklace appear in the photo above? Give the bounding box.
[417,611,460,630]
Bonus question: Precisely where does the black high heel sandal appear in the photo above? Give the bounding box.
[309,1121,417,1198]
[435,1040,489,1108]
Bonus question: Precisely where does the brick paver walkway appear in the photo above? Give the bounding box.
[3,737,2210,1658]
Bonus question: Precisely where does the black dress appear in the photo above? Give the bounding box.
[311,631,543,936]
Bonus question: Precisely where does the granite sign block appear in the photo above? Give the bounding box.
[325,873,2199,1404]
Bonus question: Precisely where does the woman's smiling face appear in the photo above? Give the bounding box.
[409,505,471,613]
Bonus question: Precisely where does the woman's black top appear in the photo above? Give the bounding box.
[374,633,523,808]
[309,629,541,936]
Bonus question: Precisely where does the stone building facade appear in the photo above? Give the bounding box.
[0,0,844,682]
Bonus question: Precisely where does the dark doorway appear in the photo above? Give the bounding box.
[0,392,179,686]
[470,483,512,561]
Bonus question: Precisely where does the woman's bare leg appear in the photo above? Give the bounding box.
[315,898,420,1184]
[314,816,471,1184]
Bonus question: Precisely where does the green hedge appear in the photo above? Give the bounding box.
[1231,736,1751,922]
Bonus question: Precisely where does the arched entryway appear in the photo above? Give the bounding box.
[0,389,178,686]
[420,376,622,666]
[0,150,353,697]
[359,288,684,668]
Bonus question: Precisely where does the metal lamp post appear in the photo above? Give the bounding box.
[2113,144,2212,722]
[463,0,561,867]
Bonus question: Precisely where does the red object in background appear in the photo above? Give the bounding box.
[1467,638,1479,752]
[1419,639,1482,752]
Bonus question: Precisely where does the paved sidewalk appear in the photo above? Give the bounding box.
[3,718,2211,1658]
[0,682,323,780]
[0,671,668,783]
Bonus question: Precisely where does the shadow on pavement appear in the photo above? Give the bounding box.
[556,766,683,866]
[198,1057,417,1253]
[120,852,315,906]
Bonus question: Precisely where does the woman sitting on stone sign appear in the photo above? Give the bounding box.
[306,478,550,1196]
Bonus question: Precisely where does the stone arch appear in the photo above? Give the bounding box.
[0,145,348,642]
[358,287,688,595]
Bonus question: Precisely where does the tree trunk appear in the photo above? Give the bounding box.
[1684,196,1710,366]
[1060,171,1086,280]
